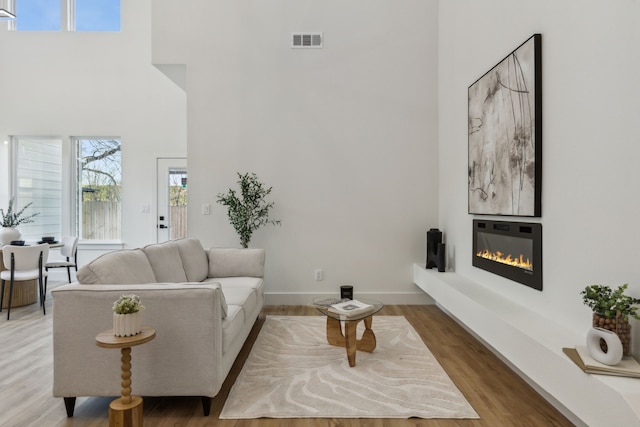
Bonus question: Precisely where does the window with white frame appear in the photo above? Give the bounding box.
[11,136,121,242]
[76,138,121,240]
[13,137,63,241]
[15,0,61,31]
[74,0,120,32]
[13,0,120,32]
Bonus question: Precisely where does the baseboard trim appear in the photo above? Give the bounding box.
[265,290,435,306]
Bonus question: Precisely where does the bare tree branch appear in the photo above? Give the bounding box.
[83,167,118,187]
[81,140,121,167]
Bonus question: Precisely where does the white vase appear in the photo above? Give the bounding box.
[0,227,21,246]
[587,327,623,365]
[113,312,142,337]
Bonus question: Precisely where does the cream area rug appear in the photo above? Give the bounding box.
[220,316,479,419]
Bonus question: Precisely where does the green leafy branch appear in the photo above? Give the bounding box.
[0,198,39,227]
[217,172,281,248]
[581,284,640,321]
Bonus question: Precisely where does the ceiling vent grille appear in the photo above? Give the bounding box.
[292,33,323,49]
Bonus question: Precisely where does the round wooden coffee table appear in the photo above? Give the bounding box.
[96,326,156,427]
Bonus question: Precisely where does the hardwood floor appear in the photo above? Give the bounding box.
[0,283,575,426]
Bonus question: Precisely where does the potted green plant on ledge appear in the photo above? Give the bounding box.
[0,198,40,245]
[581,283,640,356]
[217,172,281,248]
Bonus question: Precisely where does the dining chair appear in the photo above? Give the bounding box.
[44,236,78,295]
[0,243,49,320]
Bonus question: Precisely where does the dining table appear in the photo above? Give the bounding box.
[1,241,64,309]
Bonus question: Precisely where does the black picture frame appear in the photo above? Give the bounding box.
[468,34,542,217]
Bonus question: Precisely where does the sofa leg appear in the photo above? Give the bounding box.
[64,397,76,417]
[201,397,212,416]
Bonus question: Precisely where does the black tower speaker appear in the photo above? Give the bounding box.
[436,243,446,272]
[426,228,442,269]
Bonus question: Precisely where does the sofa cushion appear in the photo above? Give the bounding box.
[221,287,258,324]
[208,248,265,278]
[221,305,245,354]
[174,238,209,282]
[77,249,157,284]
[206,276,263,291]
[142,241,188,283]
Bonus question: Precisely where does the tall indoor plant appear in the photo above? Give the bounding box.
[0,198,39,245]
[217,172,281,248]
[581,283,640,356]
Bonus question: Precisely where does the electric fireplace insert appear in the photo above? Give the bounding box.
[472,219,542,291]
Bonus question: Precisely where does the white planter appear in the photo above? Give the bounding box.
[113,312,142,337]
[0,227,21,246]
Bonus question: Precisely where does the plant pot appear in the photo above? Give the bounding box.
[0,227,21,246]
[592,312,632,357]
[113,312,142,337]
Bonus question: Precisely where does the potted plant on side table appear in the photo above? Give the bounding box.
[581,284,640,357]
[112,294,145,337]
[0,198,39,245]
[217,172,281,248]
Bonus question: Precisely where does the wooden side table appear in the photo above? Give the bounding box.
[96,326,156,427]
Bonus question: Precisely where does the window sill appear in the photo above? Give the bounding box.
[77,240,125,251]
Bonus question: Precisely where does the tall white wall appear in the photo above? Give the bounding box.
[153,0,439,303]
[438,0,640,351]
[0,1,187,250]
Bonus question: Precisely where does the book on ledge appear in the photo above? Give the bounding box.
[328,299,374,317]
[563,346,640,378]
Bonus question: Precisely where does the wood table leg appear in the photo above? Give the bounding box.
[358,315,377,352]
[1,279,37,308]
[325,316,377,367]
[108,346,143,427]
[120,347,132,403]
[344,320,358,367]
[109,396,143,427]
[326,317,345,347]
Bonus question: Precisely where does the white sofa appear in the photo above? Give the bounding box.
[51,238,265,417]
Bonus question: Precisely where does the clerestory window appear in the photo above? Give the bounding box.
[12,0,120,32]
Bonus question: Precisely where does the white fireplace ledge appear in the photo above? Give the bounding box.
[413,264,640,427]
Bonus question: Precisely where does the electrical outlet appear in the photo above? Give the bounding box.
[314,269,323,281]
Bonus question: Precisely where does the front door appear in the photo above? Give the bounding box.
[157,158,187,243]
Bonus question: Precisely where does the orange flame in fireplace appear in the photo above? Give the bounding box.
[476,249,533,271]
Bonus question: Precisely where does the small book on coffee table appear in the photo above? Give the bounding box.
[328,299,374,317]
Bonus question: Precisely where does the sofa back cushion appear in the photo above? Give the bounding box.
[174,238,209,282]
[77,249,157,284]
[208,248,265,278]
[142,241,188,283]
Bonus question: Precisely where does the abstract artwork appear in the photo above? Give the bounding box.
[468,34,541,217]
